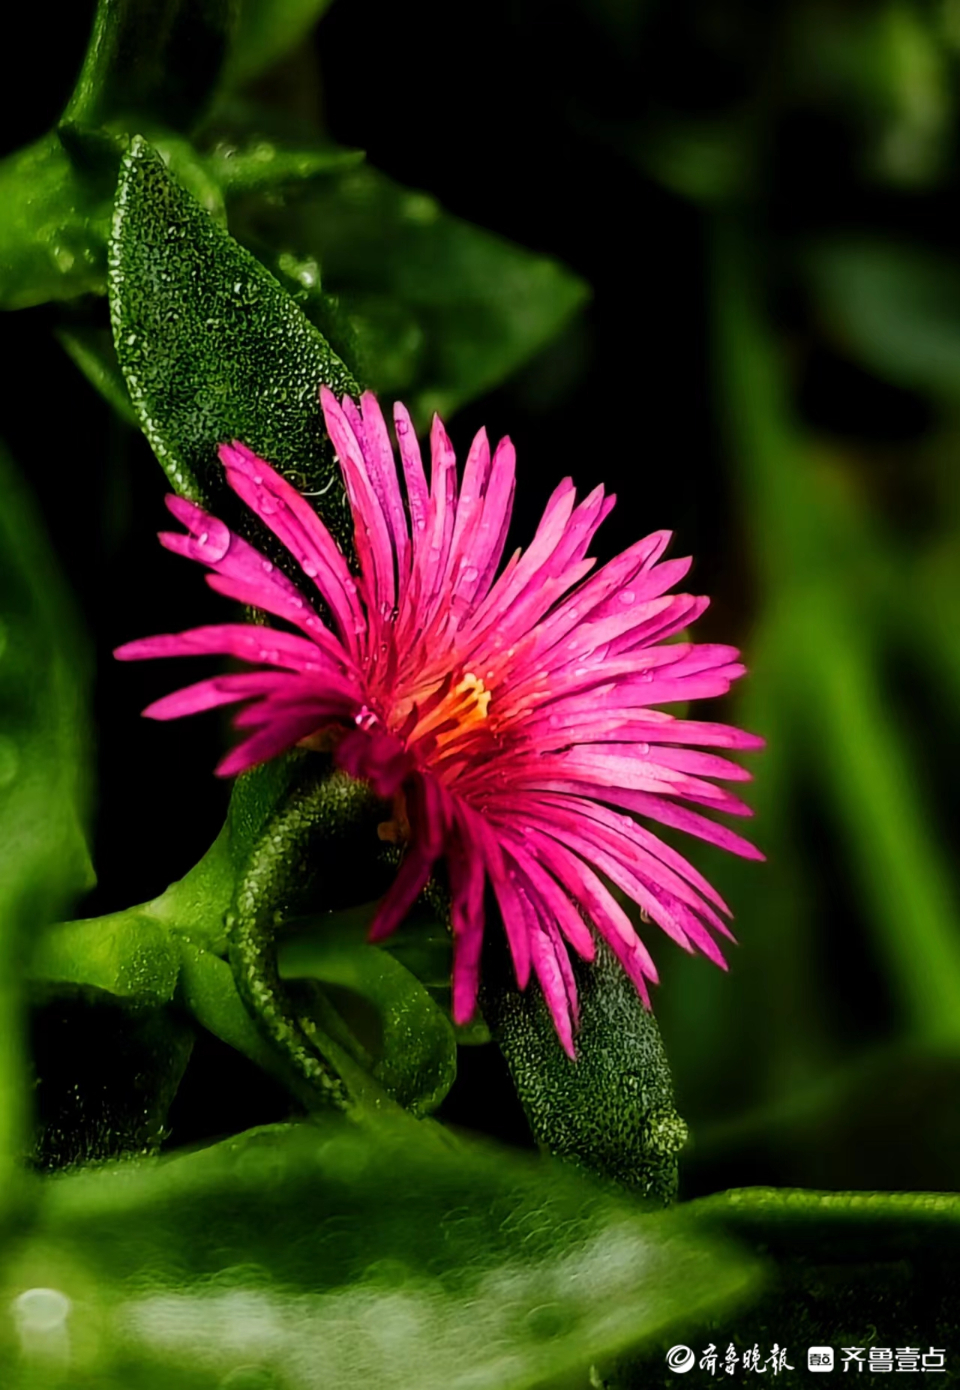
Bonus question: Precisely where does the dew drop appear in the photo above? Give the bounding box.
[637,742,650,755]
[302,561,318,578]
[619,590,636,605]
[396,418,408,436]
[261,560,274,573]
[253,474,263,485]
[196,521,231,561]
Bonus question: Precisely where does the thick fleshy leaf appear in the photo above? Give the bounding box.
[485,937,688,1203]
[108,137,357,541]
[64,0,235,135]
[279,925,457,1114]
[3,1119,759,1390]
[0,135,110,310]
[0,444,93,1197]
[233,162,588,421]
[28,913,180,1010]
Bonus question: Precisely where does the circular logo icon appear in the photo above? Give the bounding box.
[666,1346,696,1373]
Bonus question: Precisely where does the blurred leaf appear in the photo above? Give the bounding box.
[715,219,960,1048]
[64,0,236,135]
[226,0,336,89]
[4,1119,759,1389]
[633,119,754,203]
[56,326,139,427]
[279,926,457,1114]
[0,444,93,1199]
[0,135,110,310]
[235,163,589,422]
[807,238,960,398]
[108,136,357,544]
[485,938,688,1204]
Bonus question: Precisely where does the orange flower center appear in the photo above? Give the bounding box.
[412,671,492,750]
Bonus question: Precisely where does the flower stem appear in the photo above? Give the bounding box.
[227,764,384,1110]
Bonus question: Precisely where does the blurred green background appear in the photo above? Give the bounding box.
[5,0,960,1196]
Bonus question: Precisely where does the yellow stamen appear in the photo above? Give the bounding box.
[412,670,492,748]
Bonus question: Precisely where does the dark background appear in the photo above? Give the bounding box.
[6,0,960,1195]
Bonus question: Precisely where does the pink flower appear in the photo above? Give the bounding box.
[116,389,763,1055]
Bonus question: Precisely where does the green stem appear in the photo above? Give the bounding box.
[227,766,383,1110]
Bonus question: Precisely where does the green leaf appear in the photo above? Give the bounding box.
[4,1119,759,1389]
[226,0,336,89]
[235,163,589,422]
[690,1185,960,1258]
[485,937,688,1204]
[0,443,93,1199]
[0,134,110,310]
[108,136,357,543]
[64,0,236,135]
[28,913,180,1010]
[806,238,960,398]
[205,136,363,196]
[279,925,457,1114]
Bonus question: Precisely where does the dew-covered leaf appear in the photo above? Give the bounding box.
[485,938,688,1204]
[4,1118,759,1390]
[109,136,356,539]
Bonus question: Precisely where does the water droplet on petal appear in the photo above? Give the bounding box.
[195,520,231,562]
[253,475,263,485]
[637,742,650,755]
[619,590,636,605]
[261,560,274,574]
[396,418,409,436]
[302,561,318,578]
